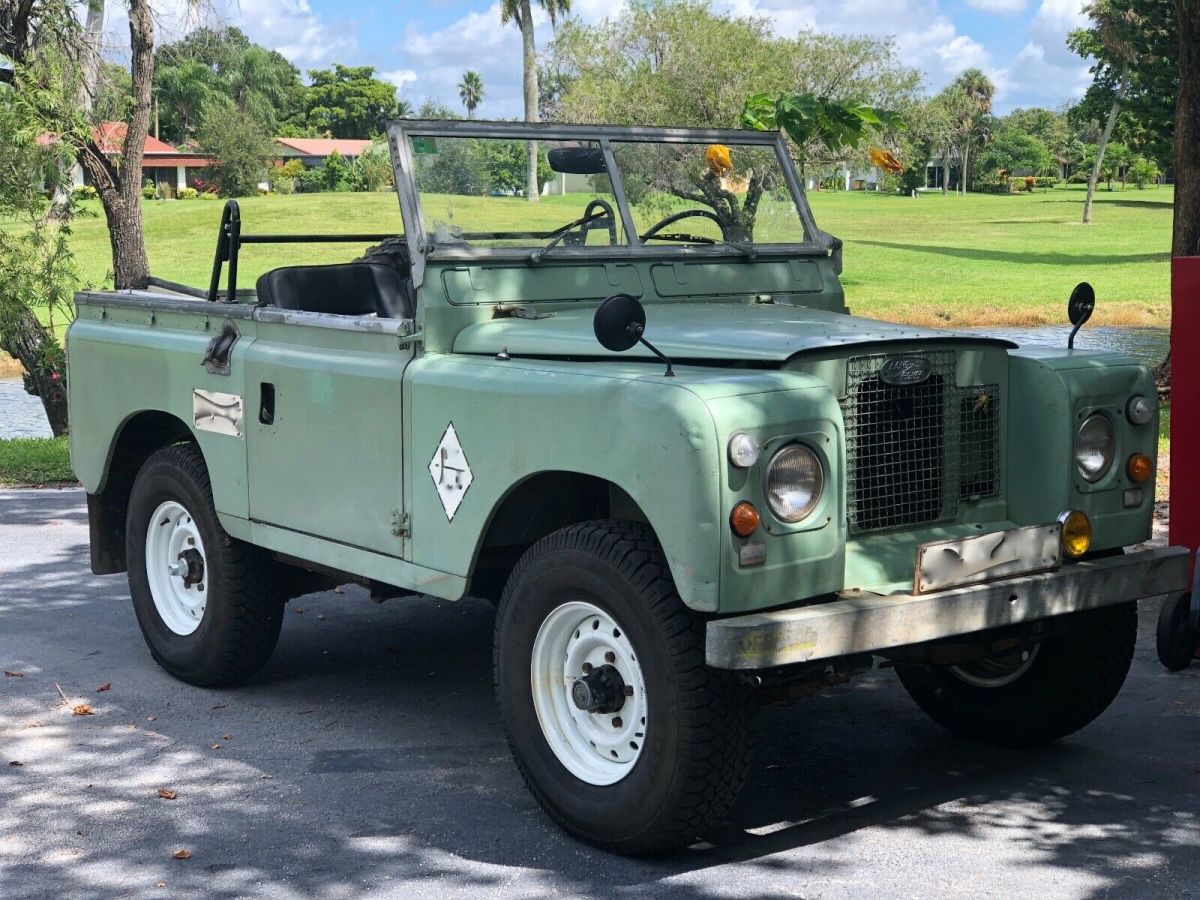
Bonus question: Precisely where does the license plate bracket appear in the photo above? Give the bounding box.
[914,524,1062,594]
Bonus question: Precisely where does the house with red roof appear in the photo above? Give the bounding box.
[273,137,374,167]
[44,122,215,196]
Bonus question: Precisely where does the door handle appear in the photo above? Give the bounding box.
[259,382,275,425]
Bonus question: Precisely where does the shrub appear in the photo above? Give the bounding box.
[200,191,220,200]
[72,185,98,200]
[295,166,328,193]
[268,160,304,195]
[141,183,156,200]
[1024,176,1036,192]
[1129,157,1161,189]
[177,187,199,200]
[1034,176,1059,189]
[197,96,275,198]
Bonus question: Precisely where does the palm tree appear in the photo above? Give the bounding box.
[397,99,414,119]
[458,70,484,118]
[500,0,570,201]
[951,68,995,194]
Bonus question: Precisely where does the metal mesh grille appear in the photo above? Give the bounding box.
[841,352,1001,533]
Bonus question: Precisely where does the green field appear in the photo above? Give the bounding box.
[25,183,1178,328]
[0,437,73,486]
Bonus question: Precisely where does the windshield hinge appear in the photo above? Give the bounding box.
[391,510,410,539]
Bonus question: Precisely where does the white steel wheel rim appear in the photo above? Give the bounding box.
[950,643,1040,688]
[145,500,208,636]
[530,601,648,786]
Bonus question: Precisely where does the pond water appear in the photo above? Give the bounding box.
[0,377,53,439]
[0,325,1171,441]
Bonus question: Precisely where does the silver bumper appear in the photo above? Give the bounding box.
[706,546,1190,670]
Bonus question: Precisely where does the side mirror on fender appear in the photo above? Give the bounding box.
[593,294,674,377]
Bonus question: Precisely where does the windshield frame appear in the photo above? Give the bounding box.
[385,119,833,289]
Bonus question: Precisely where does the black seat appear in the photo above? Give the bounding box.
[255,262,414,319]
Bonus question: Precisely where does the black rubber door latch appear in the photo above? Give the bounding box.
[201,319,239,375]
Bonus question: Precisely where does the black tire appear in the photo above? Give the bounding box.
[1156,592,1197,671]
[896,602,1137,748]
[494,520,755,855]
[126,443,285,687]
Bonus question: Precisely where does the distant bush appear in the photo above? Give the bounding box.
[141,183,156,200]
[268,160,304,195]
[200,191,220,200]
[1129,157,1161,189]
[295,166,328,193]
[975,182,1010,194]
[1034,176,1059,189]
[1067,171,1090,184]
[177,187,199,200]
[72,185,97,200]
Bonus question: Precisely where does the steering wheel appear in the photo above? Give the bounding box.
[560,198,618,247]
[640,208,725,242]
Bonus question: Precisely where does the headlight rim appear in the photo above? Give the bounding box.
[1075,412,1116,484]
[763,442,825,524]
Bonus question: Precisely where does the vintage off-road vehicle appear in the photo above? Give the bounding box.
[68,120,1188,854]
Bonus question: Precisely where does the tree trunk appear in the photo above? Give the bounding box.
[1,306,69,437]
[1084,61,1129,225]
[77,0,104,110]
[942,154,949,195]
[520,0,540,203]
[961,143,969,195]
[76,0,153,288]
[1173,0,1200,257]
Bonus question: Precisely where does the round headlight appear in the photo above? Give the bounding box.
[764,444,823,523]
[728,432,761,468]
[1075,414,1115,482]
[1126,394,1156,426]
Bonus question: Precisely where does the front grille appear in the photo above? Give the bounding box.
[841,352,1000,533]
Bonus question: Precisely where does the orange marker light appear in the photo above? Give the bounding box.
[1126,453,1153,483]
[730,501,761,538]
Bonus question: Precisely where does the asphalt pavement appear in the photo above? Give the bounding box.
[1,487,1198,899]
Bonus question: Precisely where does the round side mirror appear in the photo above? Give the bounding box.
[593,293,646,352]
[1068,282,1095,327]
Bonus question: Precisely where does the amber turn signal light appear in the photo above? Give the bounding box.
[1126,453,1153,484]
[730,501,761,537]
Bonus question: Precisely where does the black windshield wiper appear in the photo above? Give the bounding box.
[528,209,612,264]
[641,232,757,258]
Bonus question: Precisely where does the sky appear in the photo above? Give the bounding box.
[106,0,1095,118]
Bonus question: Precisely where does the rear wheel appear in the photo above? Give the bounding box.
[495,520,755,855]
[126,444,285,686]
[897,602,1137,748]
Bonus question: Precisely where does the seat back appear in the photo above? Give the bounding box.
[255,262,414,319]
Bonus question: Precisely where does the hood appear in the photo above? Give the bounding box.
[452,303,1016,364]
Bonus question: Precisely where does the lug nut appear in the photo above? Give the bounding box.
[623,685,634,697]
[581,662,592,674]
[604,651,616,663]
[612,716,622,728]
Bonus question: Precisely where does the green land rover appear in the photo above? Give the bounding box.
[68,120,1188,854]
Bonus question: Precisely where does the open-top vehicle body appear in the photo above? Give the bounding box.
[68,119,1188,854]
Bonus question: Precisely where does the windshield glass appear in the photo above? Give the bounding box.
[407,132,810,252]
[610,141,806,246]
[410,136,625,249]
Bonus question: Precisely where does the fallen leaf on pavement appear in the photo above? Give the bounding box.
[211,703,227,710]
[96,683,112,693]
[333,586,344,594]
[297,709,313,715]
[209,743,221,750]
[222,734,232,741]
[172,849,191,860]
[8,761,23,767]
[4,671,23,677]
[317,614,326,620]
[156,788,178,800]
[72,704,94,716]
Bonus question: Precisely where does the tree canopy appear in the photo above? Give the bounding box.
[303,64,401,139]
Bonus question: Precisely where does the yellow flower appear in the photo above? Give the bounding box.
[705,144,733,176]
[869,147,904,175]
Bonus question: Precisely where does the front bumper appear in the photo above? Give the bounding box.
[706,546,1190,670]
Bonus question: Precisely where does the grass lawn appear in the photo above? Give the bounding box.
[0,437,74,486]
[51,183,1172,329]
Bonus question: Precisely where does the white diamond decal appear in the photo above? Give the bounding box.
[428,423,473,521]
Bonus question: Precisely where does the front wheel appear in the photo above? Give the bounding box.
[494,521,754,855]
[126,444,285,686]
[897,602,1137,748]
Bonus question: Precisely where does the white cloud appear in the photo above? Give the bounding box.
[965,0,1028,13]
[381,69,418,90]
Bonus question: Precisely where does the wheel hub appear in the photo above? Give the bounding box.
[529,601,647,786]
[571,664,626,714]
[145,500,208,637]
